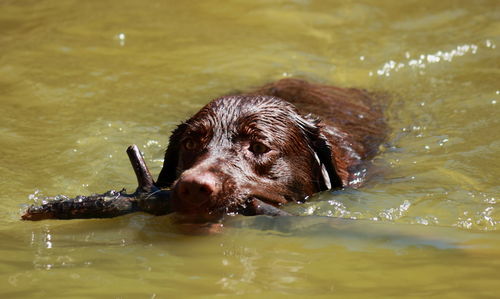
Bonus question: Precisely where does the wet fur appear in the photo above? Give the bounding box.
[156,78,388,215]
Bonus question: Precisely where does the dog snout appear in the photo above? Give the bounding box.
[174,171,219,206]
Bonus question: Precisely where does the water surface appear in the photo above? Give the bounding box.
[1,0,499,297]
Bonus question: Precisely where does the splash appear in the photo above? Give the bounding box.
[371,40,497,77]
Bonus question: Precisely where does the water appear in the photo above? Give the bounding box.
[1,0,499,297]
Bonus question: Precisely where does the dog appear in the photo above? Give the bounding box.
[155,78,387,217]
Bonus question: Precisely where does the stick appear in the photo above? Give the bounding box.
[21,190,137,221]
[22,145,173,221]
[127,145,155,192]
[243,198,292,216]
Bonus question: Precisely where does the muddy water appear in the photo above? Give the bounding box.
[1,0,499,297]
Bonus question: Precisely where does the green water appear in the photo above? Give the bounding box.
[1,0,499,297]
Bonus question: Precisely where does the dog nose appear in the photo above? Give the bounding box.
[175,172,218,205]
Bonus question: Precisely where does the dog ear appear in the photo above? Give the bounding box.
[296,114,343,190]
[155,123,188,188]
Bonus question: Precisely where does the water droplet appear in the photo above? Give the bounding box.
[116,33,126,46]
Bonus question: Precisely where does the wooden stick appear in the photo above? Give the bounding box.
[127,145,155,192]
[243,198,292,216]
[21,190,138,221]
[22,145,173,221]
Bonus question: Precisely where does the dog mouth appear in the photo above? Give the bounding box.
[169,177,290,217]
[171,193,287,216]
[170,190,241,216]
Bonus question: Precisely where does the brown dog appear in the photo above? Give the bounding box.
[156,78,387,216]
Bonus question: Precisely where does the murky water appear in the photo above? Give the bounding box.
[1,0,499,297]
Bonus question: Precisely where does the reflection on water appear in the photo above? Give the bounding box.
[0,0,499,297]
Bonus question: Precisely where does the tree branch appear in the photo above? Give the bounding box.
[22,145,172,221]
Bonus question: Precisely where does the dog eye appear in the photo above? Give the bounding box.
[183,138,198,151]
[249,142,270,154]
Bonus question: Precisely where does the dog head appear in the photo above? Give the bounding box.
[156,95,341,215]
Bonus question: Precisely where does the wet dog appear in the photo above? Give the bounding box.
[156,78,387,217]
